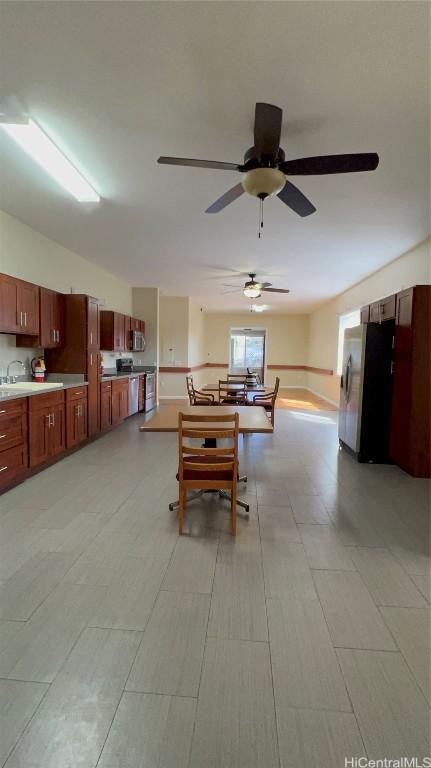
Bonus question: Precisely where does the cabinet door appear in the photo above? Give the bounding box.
[29,408,50,467]
[53,292,65,347]
[88,297,99,349]
[120,385,129,419]
[139,320,145,334]
[360,306,370,324]
[0,444,28,491]
[114,313,125,351]
[49,403,66,457]
[18,281,39,335]
[124,316,132,350]
[40,287,54,347]
[0,274,20,333]
[66,398,87,448]
[87,351,100,437]
[111,389,121,426]
[396,288,413,328]
[100,389,112,430]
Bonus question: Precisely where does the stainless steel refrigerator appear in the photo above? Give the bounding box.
[339,321,394,462]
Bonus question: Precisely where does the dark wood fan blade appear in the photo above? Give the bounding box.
[277,181,316,217]
[254,103,282,161]
[279,153,379,175]
[262,287,290,294]
[260,282,272,288]
[205,183,244,213]
[158,156,239,171]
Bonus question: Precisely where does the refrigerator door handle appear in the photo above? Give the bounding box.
[344,355,352,403]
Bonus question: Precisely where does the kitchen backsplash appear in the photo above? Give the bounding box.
[0,336,156,378]
[0,334,42,377]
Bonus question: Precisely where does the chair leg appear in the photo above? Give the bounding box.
[178,485,185,535]
[231,482,237,536]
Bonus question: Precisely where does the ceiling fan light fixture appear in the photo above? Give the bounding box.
[243,285,261,299]
[242,167,285,198]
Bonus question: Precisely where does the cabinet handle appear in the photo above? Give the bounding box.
[74,391,84,396]
[52,412,55,427]
[90,353,93,366]
[90,331,93,345]
[0,434,6,439]
[0,410,6,415]
[56,330,59,343]
[46,415,51,428]
[0,466,8,473]
[20,311,23,327]
[52,329,56,342]
[24,312,27,327]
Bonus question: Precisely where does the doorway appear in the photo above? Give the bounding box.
[229,328,266,383]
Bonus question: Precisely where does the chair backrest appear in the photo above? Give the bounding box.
[178,411,239,478]
[219,379,247,404]
[185,375,194,404]
[273,376,280,401]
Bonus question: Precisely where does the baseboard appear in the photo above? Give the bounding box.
[158,395,188,400]
[304,386,339,408]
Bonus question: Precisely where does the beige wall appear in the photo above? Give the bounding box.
[159,296,189,366]
[307,238,431,403]
[0,210,132,376]
[132,287,159,370]
[203,312,309,387]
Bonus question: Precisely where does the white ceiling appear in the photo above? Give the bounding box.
[0,1,429,313]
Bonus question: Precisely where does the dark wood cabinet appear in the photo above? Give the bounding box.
[111,379,128,425]
[17,287,65,350]
[100,311,126,352]
[45,295,100,439]
[0,399,28,491]
[29,391,65,467]
[87,351,100,437]
[100,381,112,430]
[124,316,132,350]
[369,294,396,323]
[389,286,430,477]
[360,305,370,324]
[130,317,145,333]
[87,297,99,349]
[0,274,39,335]
[66,388,88,449]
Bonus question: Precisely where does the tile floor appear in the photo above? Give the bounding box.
[0,399,429,767]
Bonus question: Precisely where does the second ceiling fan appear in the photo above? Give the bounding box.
[158,102,379,218]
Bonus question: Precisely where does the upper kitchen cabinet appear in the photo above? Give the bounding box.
[100,310,125,351]
[17,287,65,349]
[0,273,39,335]
[87,296,100,349]
[124,315,132,350]
[369,294,396,323]
[131,317,145,333]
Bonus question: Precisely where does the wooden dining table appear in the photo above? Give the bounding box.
[201,383,267,393]
[139,404,273,434]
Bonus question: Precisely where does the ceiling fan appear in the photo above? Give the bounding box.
[158,102,379,219]
[222,273,290,299]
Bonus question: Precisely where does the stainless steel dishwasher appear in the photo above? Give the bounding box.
[128,375,139,415]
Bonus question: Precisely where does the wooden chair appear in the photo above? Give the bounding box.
[186,375,215,405]
[218,379,247,405]
[251,376,280,427]
[247,367,261,385]
[177,412,239,535]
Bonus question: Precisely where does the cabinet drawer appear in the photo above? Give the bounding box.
[0,397,27,420]
[66,386,88,403]
[100,381,112,393]
[0,410,27,452]
[28,390,65,411]
[0,444,28,490]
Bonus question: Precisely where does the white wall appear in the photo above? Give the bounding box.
[307,238,431,403]
[0,210,133,375]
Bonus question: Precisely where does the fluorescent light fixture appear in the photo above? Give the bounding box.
[1,119,100,202]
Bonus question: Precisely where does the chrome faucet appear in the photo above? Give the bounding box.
[4,360,25,384]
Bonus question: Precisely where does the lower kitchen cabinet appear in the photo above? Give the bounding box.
[0,399,28,490]
[100,381,112,430]
[29,391,66,467]
[66,389,88,449]
[111,379,129,425]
